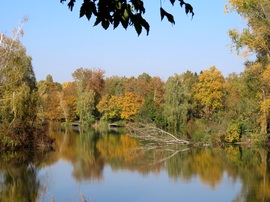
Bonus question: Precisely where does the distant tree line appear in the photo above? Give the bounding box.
[36,63,269,144]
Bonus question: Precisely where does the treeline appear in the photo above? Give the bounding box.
[38,63,270,144]
[0,29,269,147]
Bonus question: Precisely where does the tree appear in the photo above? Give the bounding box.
[103,75,125,96]
[148,76,165,105]
[97,94,122,121]
[60,82,78,122]
[72,67,105,124]
[163,71,197,132]
[227,0,270,136]
[60,0,194,35]
[37,75,62,122]
[192,66,226,117]
[120,91,144,121]
[0,21,39,132]
[136,76,165,126]
[77,90,96,124]
[227,0,270,59]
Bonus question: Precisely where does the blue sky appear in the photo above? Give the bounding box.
[1,0,246,83]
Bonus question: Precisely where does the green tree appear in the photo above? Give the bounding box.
[103,76,125,96]
[163,71,197,132]
[0,23,39,132]
[77,90,96,124]
[228,0,270,137]
[72,67,105,124]
[60,0,194,35]
[136,92,164,126]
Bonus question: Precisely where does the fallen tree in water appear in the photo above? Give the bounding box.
[126,123,193,146]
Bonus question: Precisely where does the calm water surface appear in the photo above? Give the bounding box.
[0,125,270,202]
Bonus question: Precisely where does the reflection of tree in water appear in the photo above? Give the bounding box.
[41,125,270,201]
[96,134,166,174]
[47,126,105,182]
[72,129,104,181]
[228,147,270,202]
[165,145,270,202]
[0,151,50,202]
[166,148,225,188]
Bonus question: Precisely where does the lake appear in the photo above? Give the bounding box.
[0,125,269,202]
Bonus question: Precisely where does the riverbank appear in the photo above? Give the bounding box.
[0,125,55,153]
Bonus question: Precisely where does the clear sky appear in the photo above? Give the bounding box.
[1,0,247,83]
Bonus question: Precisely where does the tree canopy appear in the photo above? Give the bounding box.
[60,0,194,35]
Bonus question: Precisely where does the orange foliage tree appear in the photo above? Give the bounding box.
[119,91,144,121]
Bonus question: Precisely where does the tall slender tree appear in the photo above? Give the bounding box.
[163,71,197,132]
[72,67,105,124]
[0,20,39,132]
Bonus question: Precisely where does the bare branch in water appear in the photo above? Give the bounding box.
[126,123,192,146]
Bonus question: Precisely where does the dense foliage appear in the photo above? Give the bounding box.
[36,63,268,144]
[0,27,38,130]
[0,21,54,151]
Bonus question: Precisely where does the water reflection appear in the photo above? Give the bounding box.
[0,126,270,201]
[0,151,50,202]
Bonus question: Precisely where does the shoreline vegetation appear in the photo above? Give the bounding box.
[0,125,55,153]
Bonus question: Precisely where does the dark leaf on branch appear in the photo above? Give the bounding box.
[160,7,165,21]
[185,3,194,19]
[132,14,149,36]
[134,22,142,36]
[113,14,120,29]
[94,16,102,26]
[130,0,145,13]
[179,0,185,7]
[140,17,150,35]
[102,19,110,30]
[120,17,129,29]
[160,7,175,25]
[80,2,93,20]
[67,0,76,11]
[170,0,175,6]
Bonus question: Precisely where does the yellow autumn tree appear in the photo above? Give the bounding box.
[119,92,144,121]
[193,66,226,117]
[60,82,78,122]
[97,94,122,121]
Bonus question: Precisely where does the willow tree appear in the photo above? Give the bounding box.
[163,71,197,132]
[0,21,39,133]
